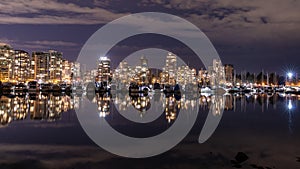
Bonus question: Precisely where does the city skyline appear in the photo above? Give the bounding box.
[1,42,300,88]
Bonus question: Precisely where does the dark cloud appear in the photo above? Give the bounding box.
[0,0,127,24]
[0,159,46,169]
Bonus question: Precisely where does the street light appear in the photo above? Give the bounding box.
[287,72,293,79]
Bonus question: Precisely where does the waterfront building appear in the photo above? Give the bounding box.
[12,50,30,82]
[49,50,62,83]
[176,66,197,86]
[83,69,98,83]
[71,62,81,83]
[62,59,73,84]
[0,43,14,82]
[33,51,50,83]
[139,56,151,85]
[209,59,225,88]
[97,57,111,83]
[113,60,132,89]
[159,70,169,85]
[164,52,177,85]
[198,68,210,87]
[28,55,35,81]
[33,50,63,83]
[224,64,234,85]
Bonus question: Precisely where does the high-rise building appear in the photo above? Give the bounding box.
[113,60,132,88]
[97,57,111,83]
[12,50,30,82]
[0,44,14,82]
[33,51,50,82]
[198,68,210,87]
[49,50,62,83]
[164,52,177,85]
[71,62,81,83]
[84,69,98,83]
[62,59,72,84]
[224,64,234,85]
[209,59,225,88]
[138,56,150,85]
[28,55,35,81]
[33,50,63,83]
[176,66,197,85]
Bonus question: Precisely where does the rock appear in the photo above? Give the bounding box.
[231,160,238,164]
[232,164,242,168]
[250,164,258,168]
[235,152,249,163]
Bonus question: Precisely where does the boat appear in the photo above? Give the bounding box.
[200,87,213,93]
[52,84,61,92]
[2,82,14,93]
[27,81,39,92]
[163,84,175,94]
[12,83,27,93]
[40,83,53,92]
[129,83,149,96]
[229,88,241,93]
[59,83,68,91]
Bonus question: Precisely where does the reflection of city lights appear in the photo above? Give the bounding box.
[287,100,293,110]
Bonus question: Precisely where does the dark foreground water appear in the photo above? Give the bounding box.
[0,92,299,169]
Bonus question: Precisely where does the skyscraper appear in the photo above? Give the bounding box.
[224,64,234,85]
[49,50,62,83]
[209,59,225,88]
[97,56,111,83]
[12,50,30,82]
[139,56,150,85]
[33,50,63,83]
[71,62,81,83]
[165,52,177,85]
[33,51,50,82]
[62,59,72,84]
[0,44,14,82]
[176,66,197,85]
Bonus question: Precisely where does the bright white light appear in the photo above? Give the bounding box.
[288,100,293,110]
[99,56,109,61]
[287,72,293,79]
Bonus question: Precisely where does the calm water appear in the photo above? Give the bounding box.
[0,92,299,169]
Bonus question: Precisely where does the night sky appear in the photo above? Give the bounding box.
[0,0,299,74]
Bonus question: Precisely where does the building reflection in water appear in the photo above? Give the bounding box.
[0,92,299,127]
[0,93,79,126]
[210,95,225,116]
[164,95,179,123]
[93,93,111,118]
[131,95,151,117]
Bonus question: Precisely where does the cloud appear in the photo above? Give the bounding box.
[0,0,127,24]
[27,40,78,47]
[0,38,80,52]
[137,0,300,44]
[0,38,15,45]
